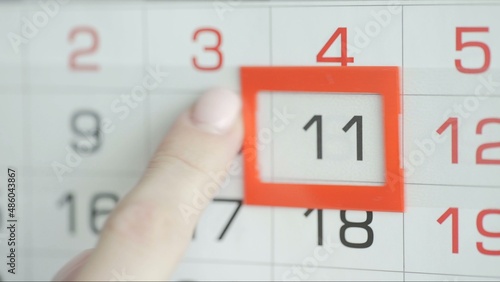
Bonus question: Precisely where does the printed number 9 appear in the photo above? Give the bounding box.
[71,110,102,155]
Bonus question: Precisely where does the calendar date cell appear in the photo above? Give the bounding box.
[274,208,404,271]
[272,6,402,66]
[27,8,143,88]
[404,5,500,95]
[148,7,270,91]
[31,176,134,251]
[267,92,385,186]
[30,93,148,176]
[404,95,500,187]
[185,186,272,264]
[405,184,500,277]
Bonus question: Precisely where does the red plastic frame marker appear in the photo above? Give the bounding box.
[241,66,404,212]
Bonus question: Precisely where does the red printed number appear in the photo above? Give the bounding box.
[438,208,500,255]
[477,209,500,255]
[68,26,100,71]
[436,117,458,164]
[476,118,500,165]
[317,27,354,66]
[455,27,490,74]
[192,28,223,71]
[437,207,459,253]
[437,117,500,165]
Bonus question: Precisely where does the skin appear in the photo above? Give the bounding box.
[54,89,243,281]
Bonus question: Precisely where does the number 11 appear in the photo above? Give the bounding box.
[304,115,363,161]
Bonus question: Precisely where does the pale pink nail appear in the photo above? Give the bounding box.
[191,88,241,134]
[53,249,93,281]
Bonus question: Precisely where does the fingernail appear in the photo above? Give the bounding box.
[53,249,93,281]
[191,88,241,134]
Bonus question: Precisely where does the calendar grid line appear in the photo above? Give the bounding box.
[139,1,500,8]
[175,257,500,280]
[269,6,276,281]
[19,246,500,280]
[404,93,500,97]
[250,176,500,189]
[142,1,152,162]
[405,182,500,190]
[401,5,406,281]
[23,84,500,98]
[20,168,144,177]
[266,2,500,8]
[181,259,406,274]
[403,270,500,280]
[18,163,500,189]
[20,6,33,278]
[21,11,34,279]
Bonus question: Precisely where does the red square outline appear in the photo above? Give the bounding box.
[241,66,404,212]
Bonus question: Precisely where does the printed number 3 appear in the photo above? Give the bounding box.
[192,28,223,71]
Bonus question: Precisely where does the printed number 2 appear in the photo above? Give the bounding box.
[68,26,100,71]
[317,27,354,66]
[192,28,223,71]
[455,27,490,74]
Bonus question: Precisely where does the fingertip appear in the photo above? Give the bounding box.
[191,88,241,135]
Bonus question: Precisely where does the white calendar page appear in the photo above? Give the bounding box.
[0,0,499,281]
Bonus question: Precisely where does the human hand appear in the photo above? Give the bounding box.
[53,88,243,281]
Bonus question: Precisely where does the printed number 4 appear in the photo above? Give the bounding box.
[317,27,354,66]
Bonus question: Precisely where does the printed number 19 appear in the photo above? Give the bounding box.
[438,208,500,255]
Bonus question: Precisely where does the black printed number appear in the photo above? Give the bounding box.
[59,192,118,235]
[305,209,374,248]
[304,115,363,161]
[340,210,374,248]
[90,193,119,234]
[71,110,102,155]
[193,199,242,241]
